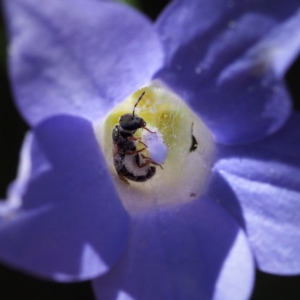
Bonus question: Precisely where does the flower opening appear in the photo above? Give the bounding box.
[95,83,216,213]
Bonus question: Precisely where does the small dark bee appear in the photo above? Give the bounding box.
[112,91,162,183]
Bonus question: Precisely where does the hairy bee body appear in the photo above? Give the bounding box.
[112,124,156,183]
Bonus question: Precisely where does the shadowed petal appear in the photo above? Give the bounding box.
[4,0,163,125]
[155,0,300,144]
[0,115,129,281]
[93,197,254,300]
[210,113,300,274]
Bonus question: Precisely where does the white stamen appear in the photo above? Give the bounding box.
[142,128,167,164]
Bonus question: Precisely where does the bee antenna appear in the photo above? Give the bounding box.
[132,91,146,118]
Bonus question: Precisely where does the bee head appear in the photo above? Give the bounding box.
[119,113,146,131]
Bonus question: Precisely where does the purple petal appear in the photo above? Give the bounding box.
[210,112,300,274]
[4,0,163,125]
[93,197,254,300]
[155,0,300,144]
[0,115,129,281]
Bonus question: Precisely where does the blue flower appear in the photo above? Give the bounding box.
[1,0,300,299]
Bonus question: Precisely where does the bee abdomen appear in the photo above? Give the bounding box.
[119,166,156,182]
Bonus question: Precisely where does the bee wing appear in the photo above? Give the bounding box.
[118,173,130,185]
[113,143,119,157]
[113,144,125,173]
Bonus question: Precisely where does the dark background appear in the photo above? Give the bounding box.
[1,0,300,299]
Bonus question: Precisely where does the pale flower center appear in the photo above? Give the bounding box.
[94,82,215,213]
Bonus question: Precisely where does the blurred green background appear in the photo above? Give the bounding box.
[1,0,300,299]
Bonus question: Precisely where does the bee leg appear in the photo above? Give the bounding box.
[127,136,148,148]
[140,154,164,170]
[125,148,146,156]
[135,157,152,168]
[143,126,156,134]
